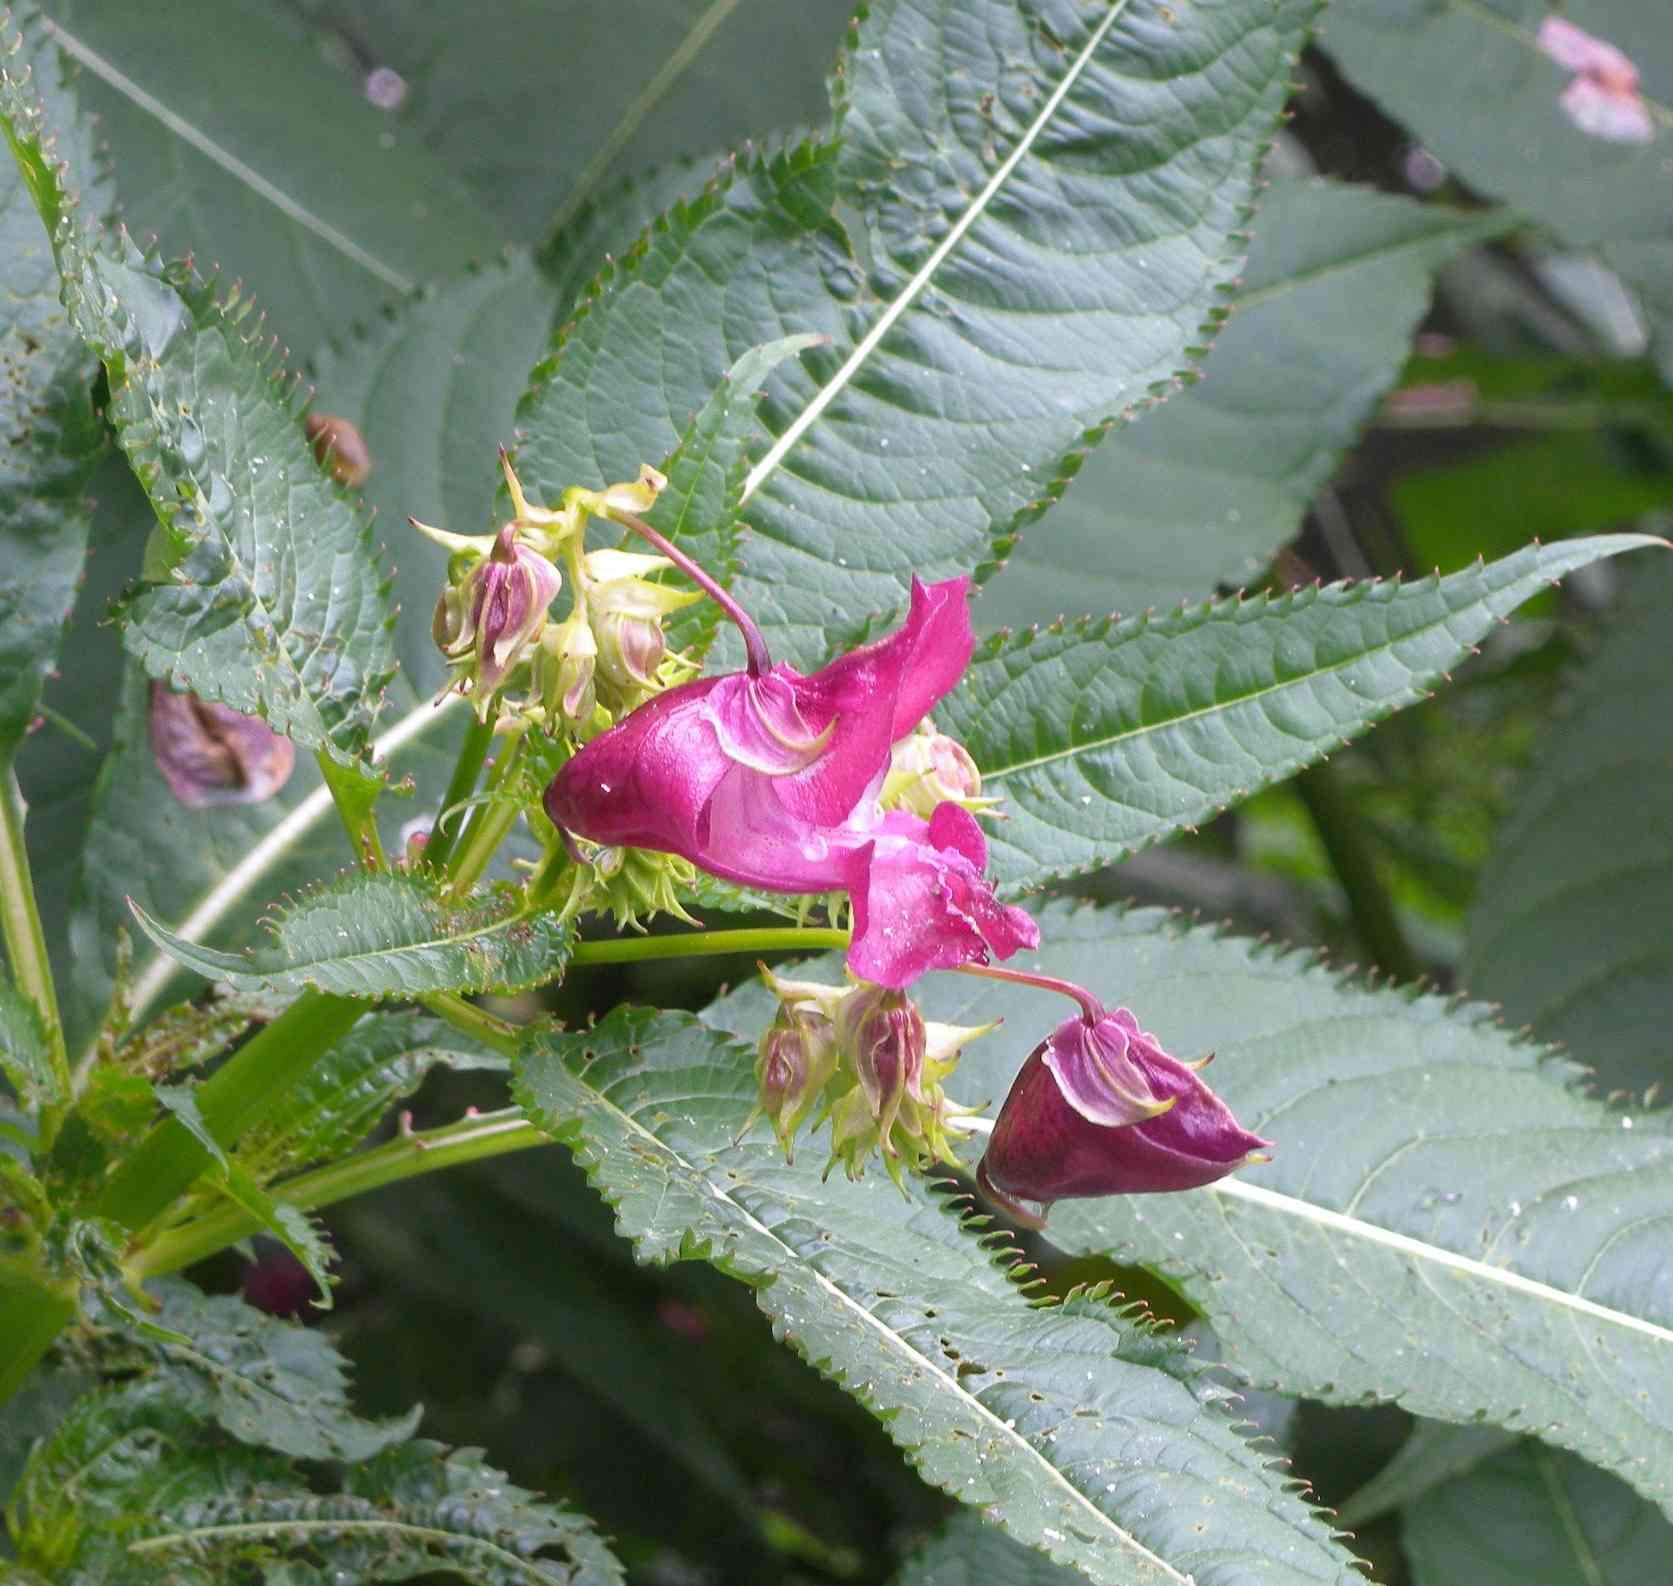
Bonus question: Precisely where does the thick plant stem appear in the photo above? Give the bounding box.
[424,708,497,872]
[97,990,365,1232]
[0,1275,76,1408]
[1294,762,1421,984]
[444,734,525,896]
[0,763,68,1103]
[420,991,520,1058]
[132,1108,548,1280]
[570,926,850,966]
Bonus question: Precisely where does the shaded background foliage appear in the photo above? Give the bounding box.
[3,0,1672,1583]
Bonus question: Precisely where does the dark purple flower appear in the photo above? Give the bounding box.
[544,575,1038,987]
[978,1003,1270,1227]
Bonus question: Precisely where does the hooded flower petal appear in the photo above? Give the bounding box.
[545,576,1027,988]
[846,807,1039,988]
[978,1006,1271,1226]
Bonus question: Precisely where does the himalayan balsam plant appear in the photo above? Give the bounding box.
[1,0,1671,1582]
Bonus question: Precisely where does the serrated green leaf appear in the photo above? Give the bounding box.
[644,331,826,651]
[715,901,1673,1518]
[1466,558,1673,1101]
[515,1006,1363,1586]
[311,250,564,693]
[892,1512,1086,1586]
[122,1440,624,1586]
[0,1366,90,1515]
[37,0,506,356]
[0,6,106,762]
[239,1009,503,1180]
[141,1277,417,1462]
[540,154,721,326]
[937,535,1663,895]
[980,180,1515,630]
[0,53,399,771]
[0,980,55,1115]
[1402,1439,1673,1586]
[129,869,573,1002]
[153,1084,335,1305]
[7,1283,620,1584]
[316,0,848,238]
[522,0,1320,670]
[1319,0,1673,377]
[6,1374,296,1576]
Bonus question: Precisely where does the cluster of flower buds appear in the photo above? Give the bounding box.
[747,968,995,1187]
[414,453,698,729]
[975,979,1271,1227]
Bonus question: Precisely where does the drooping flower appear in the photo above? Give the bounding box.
[1537,16,1655,144]
[148,684,296,808]
[544,575,1038,987]
[977,998,1270,1228]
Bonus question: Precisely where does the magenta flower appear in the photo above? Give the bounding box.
[977,997,1270,1227]
[1537,16,1654,144]
[544,574,1038,988]
[433,524,563,712]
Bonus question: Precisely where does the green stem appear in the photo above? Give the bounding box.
[423,709,497,872]
[97,990,365,1232]
[1293,763,1421,984]
[570,926,850,966]
[0,1273,77,1408]
[419,991,520,1058]
[444,733,525,896]
[132,1107,549,1280]
[0,763,69,1111]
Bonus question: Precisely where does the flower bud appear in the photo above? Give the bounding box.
[978,1004,1271,1228]
[581,550,702,702]
[881,721,999,819]
[754,1007,839,1158]
[304,413,372,487]
[458,526,563,711]
[149,684,296,808]
[432,582,473,657]
[835,984,926,1144]
[541,612,598,728]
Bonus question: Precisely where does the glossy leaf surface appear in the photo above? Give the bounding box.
[941,536,1662,894]
[516,1006,1363,1586]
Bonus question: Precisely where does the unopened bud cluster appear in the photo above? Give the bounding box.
[412,453,697,728]
[748,968,995,1188]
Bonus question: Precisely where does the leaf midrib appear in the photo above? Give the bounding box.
[978,552,1621,785]
[41,18,413,292]
[572,1028,1192,1585]
[1209,1178,1673,1348]
[739,0,1137,507]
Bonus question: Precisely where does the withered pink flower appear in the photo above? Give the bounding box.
[978,998,1270,1228]
[149,683,296,808]
[545,575,1037,988]
[1537,16,1655,144]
